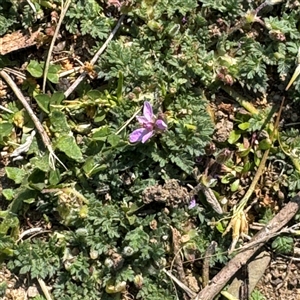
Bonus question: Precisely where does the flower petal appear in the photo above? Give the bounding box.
[129,128,147,143]
[136,116,150,125]
[155,119,167,130]
[141,130,154,143]
[188,198,196,209]
[143,101,153,122]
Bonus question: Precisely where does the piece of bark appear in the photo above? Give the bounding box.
[226,251,271,299]
[0,29,40,55]
[195,193,300,300]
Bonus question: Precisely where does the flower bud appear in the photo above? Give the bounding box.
[79,205,88,218]
[133,87,142,94]
[134,274,144,289]
[122,246,134,257]
[157,257,167,268]
[104,258,114,269]
[244,10,256,24]
[90,250,99,260]
[269,30,285,41]
[169,87,177,94]
[167,24,180,37]
[127,92,135,100]
[147,20,163,32]
[74,124,91,134]
[75,228,88,237]
[105,281,126,294]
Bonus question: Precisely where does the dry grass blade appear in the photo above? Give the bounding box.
[42,0,72,93]
[0,104,14,113]
[37,278,53,300]
[163,269,197,299]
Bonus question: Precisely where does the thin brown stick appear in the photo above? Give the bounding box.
[195,192,300,300]
[64,15,125,98]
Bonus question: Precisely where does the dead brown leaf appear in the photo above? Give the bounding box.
[0,29,40,55]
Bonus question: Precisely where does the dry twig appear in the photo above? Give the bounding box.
[64,15,125,98]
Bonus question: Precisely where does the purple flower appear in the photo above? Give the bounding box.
[188,197,196,209]
[129,101,167,143]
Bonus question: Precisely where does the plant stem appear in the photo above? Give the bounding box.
[235,96,285,213]
[221,86,259,115]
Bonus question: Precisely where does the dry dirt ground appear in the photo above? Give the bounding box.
[256,255,300,300]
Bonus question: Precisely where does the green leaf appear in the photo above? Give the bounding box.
[107,134,120,147]
[94,110,106,122]
[271,236,294,254]
[0,123,13,142]
[242,161,252,173]
[116,71,124,102]
[47,64,61,83]
[34,94,50,113]
[30,154,51,172]
[2,189,15,201]
[82,157,107,177]
[19,265,31,274]
[87,90,102,100]
[92,126,110,141]
[258,139,272,150]
[238,122,250,130]
[230,179,240,192]
[56,135,83,161]
[23,198,36,204]
[27,60,43,78]
[5,167,27,184]
[237,145,251,157]
[51,91,65,106]
[254,152,261,167]
[27,61,60,83]
[49,169,61,185]
[215,221,225,233]
[0,214,19,235]
[228,130,241,144]
[50,110,70,133]
[28,169,45,191]
[221,173,235,184]
[10,189,39,214]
